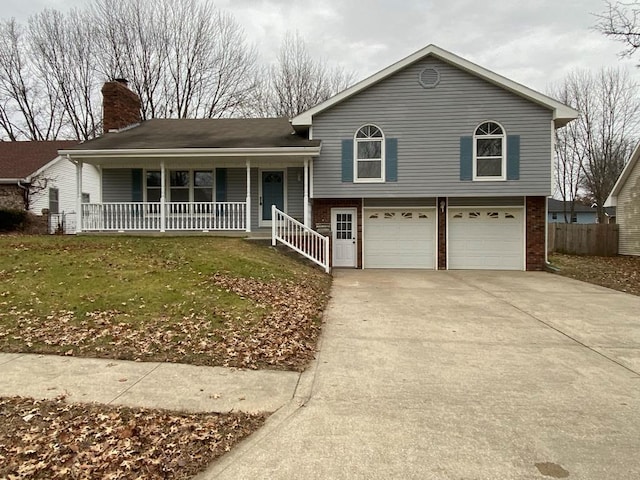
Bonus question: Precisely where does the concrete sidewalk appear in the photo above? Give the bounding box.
[0,353,300,413]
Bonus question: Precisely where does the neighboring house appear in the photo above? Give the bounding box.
[547,198,615,224]
[0,141,101,232]
[60,45,578,270]
[606,143,640,255]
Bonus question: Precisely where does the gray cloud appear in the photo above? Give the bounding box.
[2,0,638,93]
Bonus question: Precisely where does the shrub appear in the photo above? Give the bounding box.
[0,209,28,232]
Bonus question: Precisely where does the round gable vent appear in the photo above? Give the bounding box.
[419,67,440,89]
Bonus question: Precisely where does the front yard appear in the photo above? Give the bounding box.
[0,235,331,479]
[0,235,331,370]
[549,253,640,296]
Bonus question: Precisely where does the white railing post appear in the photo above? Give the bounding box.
[303,158,310,227]
[160,161,166,232]
[75,159,83,233]
[245,159,251,232]
[272,205,277,246]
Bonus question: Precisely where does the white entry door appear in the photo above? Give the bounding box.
[332,208,357,268]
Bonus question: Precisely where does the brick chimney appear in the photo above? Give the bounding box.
[101,79,142,133]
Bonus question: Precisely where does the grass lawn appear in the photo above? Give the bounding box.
[549,253,640,296]
[0,235,330,479]
[0,235,331,370]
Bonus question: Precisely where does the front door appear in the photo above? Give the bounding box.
[261,170,285,224]
[332,208,357,268]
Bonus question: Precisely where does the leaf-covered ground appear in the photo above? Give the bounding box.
[549,253,640,296]
[0,396,266,479]
[0,236,332,370]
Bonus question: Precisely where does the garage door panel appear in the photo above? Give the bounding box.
[364,209,435,269]
[448,208,524,270]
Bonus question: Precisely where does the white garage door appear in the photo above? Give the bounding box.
[364,208,436,269]
[448,208,524,270]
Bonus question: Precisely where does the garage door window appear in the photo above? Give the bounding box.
[474,121,505,181]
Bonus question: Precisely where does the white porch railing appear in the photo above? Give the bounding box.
[166,202,246,231]
[272,206,330,273]
[81,202,246,231]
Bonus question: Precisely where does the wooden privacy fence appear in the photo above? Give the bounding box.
[548,223,618,256]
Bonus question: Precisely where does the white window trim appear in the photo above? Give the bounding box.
[353,124,385,183]
[144,168,215,203]
[472,121,506,182]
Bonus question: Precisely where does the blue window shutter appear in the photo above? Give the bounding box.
[459,136,473,181]
[341,139,354,182]
[507,135,520,180]
[385,138,398,182]
[132,169,143,202]
[216,168,227,202]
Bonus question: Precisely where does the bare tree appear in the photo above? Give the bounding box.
[92,0,257,120]
[29,9,101,140]
[551,68,640,222]
[255,32,355,118]
[0,19,64,140]
[595,1,640,56]
[92,0,168,120]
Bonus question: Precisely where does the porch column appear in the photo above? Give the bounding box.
[160,160,166,232]
[75,158,83,233]
[245,158,251,232]
[98,165,103,203]
[303,158,310,227]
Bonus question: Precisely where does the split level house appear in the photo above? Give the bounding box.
[60,44,578,271]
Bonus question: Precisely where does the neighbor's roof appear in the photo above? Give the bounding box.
[61,118,320,157]
[549,198,615,216]
[548,198,596,213]
[606,141,640,207]
[0,140,78,180]
[292,44,579,129]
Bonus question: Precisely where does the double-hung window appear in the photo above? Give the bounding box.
[355,125,384,182]
[474,121,506,180]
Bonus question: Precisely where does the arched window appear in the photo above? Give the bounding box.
[474,121,505,180]
[355,125,384,182]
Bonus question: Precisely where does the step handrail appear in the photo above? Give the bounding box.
[271,206,330,273]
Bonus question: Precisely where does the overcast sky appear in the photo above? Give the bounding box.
[2,0,639,93]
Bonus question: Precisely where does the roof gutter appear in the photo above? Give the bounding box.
[59,146,322,159]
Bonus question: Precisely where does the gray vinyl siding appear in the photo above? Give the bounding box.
[364,197,436,207]
[617,160,640,255]
[313,57,553,198]
[448,196,524,207]
[226,168,259,229]
[287,167,304,221]
[102,169,133,202]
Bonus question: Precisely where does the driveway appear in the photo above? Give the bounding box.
[202,270,640,480]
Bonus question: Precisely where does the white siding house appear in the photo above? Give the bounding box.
[30,157,101,232]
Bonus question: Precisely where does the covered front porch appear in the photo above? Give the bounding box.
[58,117,321,234]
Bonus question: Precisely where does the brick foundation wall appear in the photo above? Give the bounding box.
[312,198,362,268]
[0,184,25,210]
[526,196,546,271]
[437,197,447,270]
[102,80,142,133]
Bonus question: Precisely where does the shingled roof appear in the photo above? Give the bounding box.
[0,141,78,180]
[64,118,319,151]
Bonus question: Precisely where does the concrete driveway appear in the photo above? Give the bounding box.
[202,270,640,480]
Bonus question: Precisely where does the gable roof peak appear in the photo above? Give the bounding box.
[291,44,578,129]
